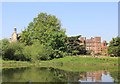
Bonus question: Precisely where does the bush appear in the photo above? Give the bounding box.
[0,39,10,58]
[22,45,32,61]
[23,41,53,62]
[3,42,26,61]
[1,38,66,61]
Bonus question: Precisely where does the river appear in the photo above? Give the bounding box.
[1,66,119,83]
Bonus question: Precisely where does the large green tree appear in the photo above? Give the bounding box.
[20,13,67,59]
[108,37,120,57]
[66,35,86,55]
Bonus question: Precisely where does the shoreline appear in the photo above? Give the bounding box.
[1,56,119,69]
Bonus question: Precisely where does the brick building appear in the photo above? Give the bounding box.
[79,37,108,55]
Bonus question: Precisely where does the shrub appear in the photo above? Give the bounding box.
[23,41,53,62]
[3,42,26,61]
[0,39,10,59]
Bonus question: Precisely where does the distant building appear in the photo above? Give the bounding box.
[10,27,20,43]
[79,37,108,55]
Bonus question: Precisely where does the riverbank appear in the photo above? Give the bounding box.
[39,56,119,72]
[1,60,32,68]
[40,56,119,66]
[2,56,119,83]
[1,55,119,69]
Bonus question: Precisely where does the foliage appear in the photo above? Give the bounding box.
[2,40,54,61]
[20,12,67,59]
[108,37,120,57]
[3,42,26,61]
[66,35,86,55]
[23,41,53,62]
[0,39,10,58]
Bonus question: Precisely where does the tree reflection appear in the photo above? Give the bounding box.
[2,67,118,83]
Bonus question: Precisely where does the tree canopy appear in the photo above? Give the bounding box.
[20,13,67,59]
[66,35,86,55]
[108,37,120,57]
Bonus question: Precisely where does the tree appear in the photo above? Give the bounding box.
[66,35,86,56]
[0,39,10,58]
[108,37,120,57]
[20,13,67,59]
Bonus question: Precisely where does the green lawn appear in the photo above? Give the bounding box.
[38,55,119,72]
[1,60,32,68]
[1,55,119,70]
[40,55,119,65]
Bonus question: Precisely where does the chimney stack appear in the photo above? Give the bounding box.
[14,27,17,32]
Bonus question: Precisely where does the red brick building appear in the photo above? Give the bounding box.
[79,37,108,55]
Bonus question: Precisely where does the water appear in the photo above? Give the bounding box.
[2,67,119,83]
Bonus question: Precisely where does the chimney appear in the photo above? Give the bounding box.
[14,27,17,32]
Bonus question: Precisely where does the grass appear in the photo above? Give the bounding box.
[1,60,32,68]
[1,55,119,71]
[40,55,119,65]
[39,55,119,72]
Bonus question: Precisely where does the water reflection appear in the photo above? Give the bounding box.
[78,71,113,82]
[2,67,118,83]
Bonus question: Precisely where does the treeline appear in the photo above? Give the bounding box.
[0,12,120,62]
[0,13,86,62]
[1,40,56,62]
[0,36,87,62]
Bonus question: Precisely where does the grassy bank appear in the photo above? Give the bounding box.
[1,60,32,68]
[40,56,119,66]
[39,56,119,72]
[1,55,119,70]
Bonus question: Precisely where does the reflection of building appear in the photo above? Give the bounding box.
[10,27,20,43]
[79,71,108,82]
[79,37,108,55]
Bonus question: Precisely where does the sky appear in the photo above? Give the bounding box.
[1,2,118,42]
